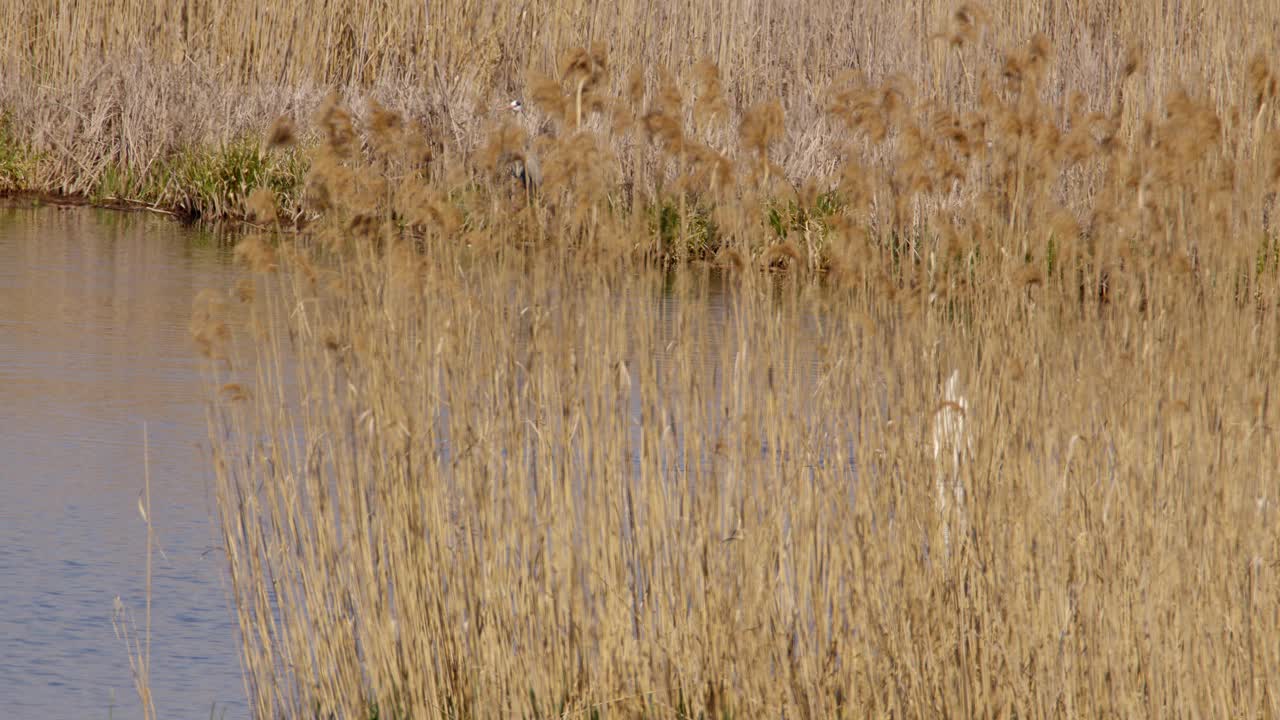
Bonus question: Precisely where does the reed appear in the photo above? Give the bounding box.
[2,0,1278,222]
[195,22,1280,716]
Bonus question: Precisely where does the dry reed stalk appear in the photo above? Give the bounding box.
[195,47,1280,711]
[202,223,1280,715]
[3,0,1278,221]
[112,423,157,720]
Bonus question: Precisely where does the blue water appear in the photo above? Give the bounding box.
[0,206,248,719]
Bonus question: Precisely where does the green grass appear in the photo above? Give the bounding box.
[0,112,39,191]
[651,199,718,259]
[157,137,306,222]
[0,125,306,224]
[73,134,306,222]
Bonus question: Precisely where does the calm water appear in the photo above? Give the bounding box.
[0,207,247,718]
[0,206,781,717]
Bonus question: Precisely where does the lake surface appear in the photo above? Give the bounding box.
[0,207,247,718]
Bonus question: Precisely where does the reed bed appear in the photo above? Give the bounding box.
[208,252,1280,717]
[3,0,1278,220]
[194,18,1280,715]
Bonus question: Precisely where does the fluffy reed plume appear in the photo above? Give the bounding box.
[692,58,729,132]
[232,234,278,273]
[316,91,358,159]
[243,187,278,224]
[560,44,609,129]
[738,100,784,159]
[265,115,297,149]
[190,289,231,361]
[940,3,989,48]
[364,99,405,159]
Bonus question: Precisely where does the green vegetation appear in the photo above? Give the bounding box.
[84,137,306,222]
[0,112,38,191]
[158,139,306,222]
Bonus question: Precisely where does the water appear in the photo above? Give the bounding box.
[0,206,836,717]
[0,207,247,718]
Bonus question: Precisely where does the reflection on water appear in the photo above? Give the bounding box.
[0,207,247,718]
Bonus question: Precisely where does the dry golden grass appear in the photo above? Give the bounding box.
[2,0,1278,218]
[5,0,1274,100]
[191,19,1280,716]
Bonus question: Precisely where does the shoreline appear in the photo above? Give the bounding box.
[0,189,183,216]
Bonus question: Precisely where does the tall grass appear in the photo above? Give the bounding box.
[3,0,1271,98]
[2,0,1277,218]
[197,24,1280,716]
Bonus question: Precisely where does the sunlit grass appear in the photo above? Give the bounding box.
[0,112,39,191]
[3,0,1278,224]
[191,24,1280,717]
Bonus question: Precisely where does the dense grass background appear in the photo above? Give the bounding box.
[202,105,1280,715]
[6,0,1272,96]
[183,5,1280,713]
[1,0,1277,220]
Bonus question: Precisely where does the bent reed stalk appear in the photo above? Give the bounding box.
[196,26,1280,717]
